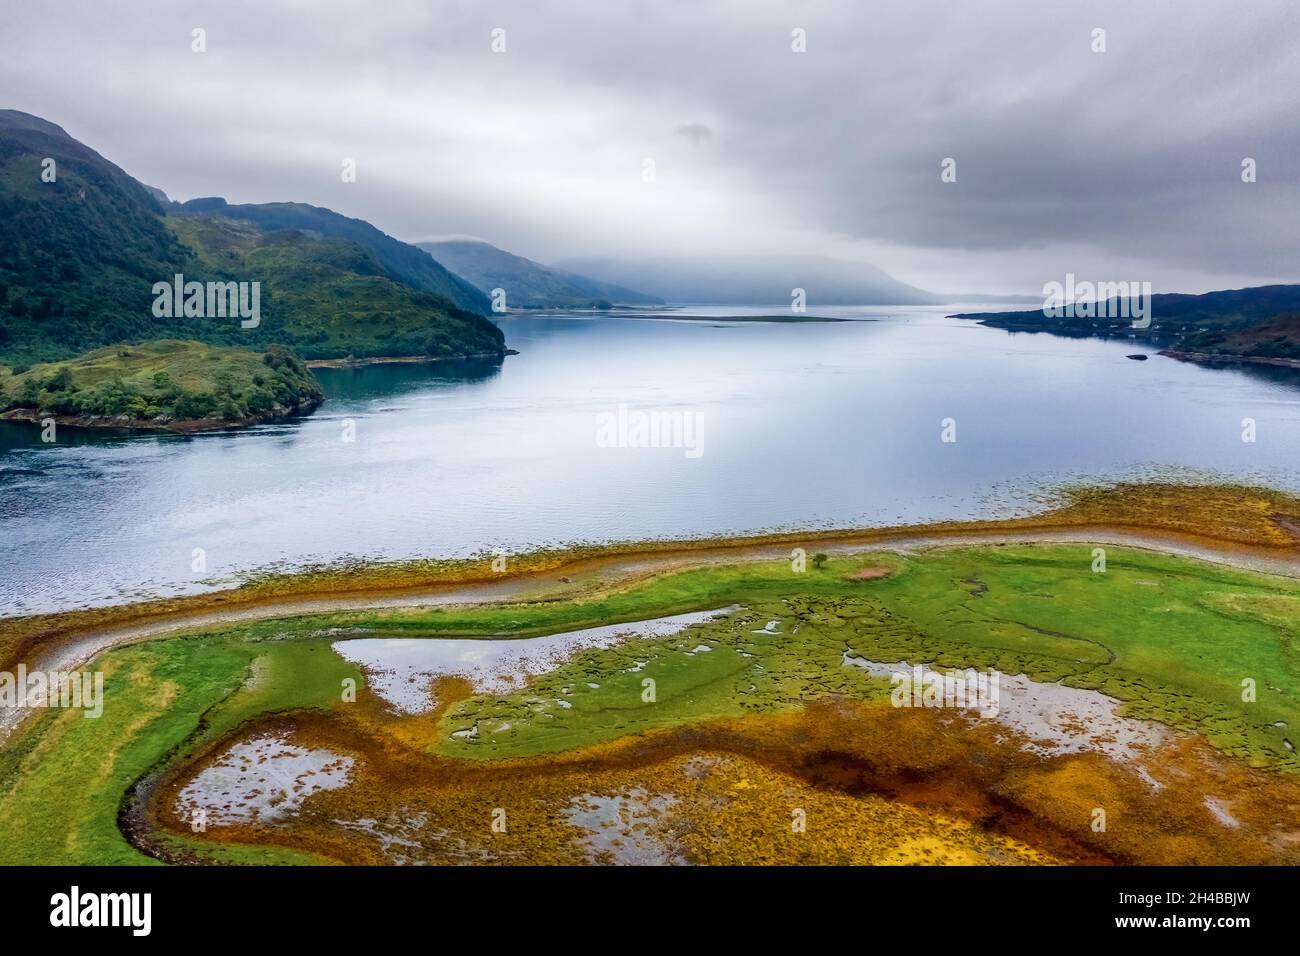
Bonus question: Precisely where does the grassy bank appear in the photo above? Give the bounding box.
[0,635,356,864]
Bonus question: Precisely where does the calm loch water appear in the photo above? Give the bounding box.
[3,306,1299,615]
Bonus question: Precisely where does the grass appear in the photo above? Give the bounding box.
[429,546,1300,764]
[0,634,360,864]
[2,540,1299,864]
[863,547,1300,762]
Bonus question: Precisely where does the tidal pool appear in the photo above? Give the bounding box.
[333,606,741,713]
[175,733,354,826]
[566,788,683,865]
[842,655,1167,760]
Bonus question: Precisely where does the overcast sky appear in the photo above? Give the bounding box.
[4,0,1297,294]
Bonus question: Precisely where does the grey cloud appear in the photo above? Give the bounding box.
[1,0,1295,294]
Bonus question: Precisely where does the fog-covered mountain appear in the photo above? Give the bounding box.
[553,255,942,306]
[420,239,663,309]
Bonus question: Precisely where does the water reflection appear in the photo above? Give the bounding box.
[312,355,504,401]
[2,308,1298,616]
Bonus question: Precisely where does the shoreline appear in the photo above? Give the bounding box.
[4,525,1298,745]
[0,351,518,430]
[952,316,1160,343]
[3,481,1298,690]
[305,350,514,369]
[1159,348,1300,370]
[625,313,850,323]
[0,398,323,434]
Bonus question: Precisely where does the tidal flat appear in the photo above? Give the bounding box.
[2,483,1300,866]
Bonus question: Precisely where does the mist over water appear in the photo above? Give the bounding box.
[3,306,1299,616]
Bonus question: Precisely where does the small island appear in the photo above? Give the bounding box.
[0,339,324,432]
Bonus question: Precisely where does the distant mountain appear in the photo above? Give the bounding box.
[186,199,490,316]
[419,239,663,309]
[554,255,941,306]
[0,110,504,364]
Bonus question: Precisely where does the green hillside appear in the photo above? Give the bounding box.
[181,198,491,315]
[1177,313,1300,361]
[0,110,191,361]
[0,110,505,365]
[166,214,505,360]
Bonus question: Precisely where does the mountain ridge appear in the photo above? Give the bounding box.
[182,198,491,316]
[0,109,504,364]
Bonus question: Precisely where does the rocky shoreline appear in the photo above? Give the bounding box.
[0,395,324,433]
[1159,349,1300,370]
[304,349,516,369]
